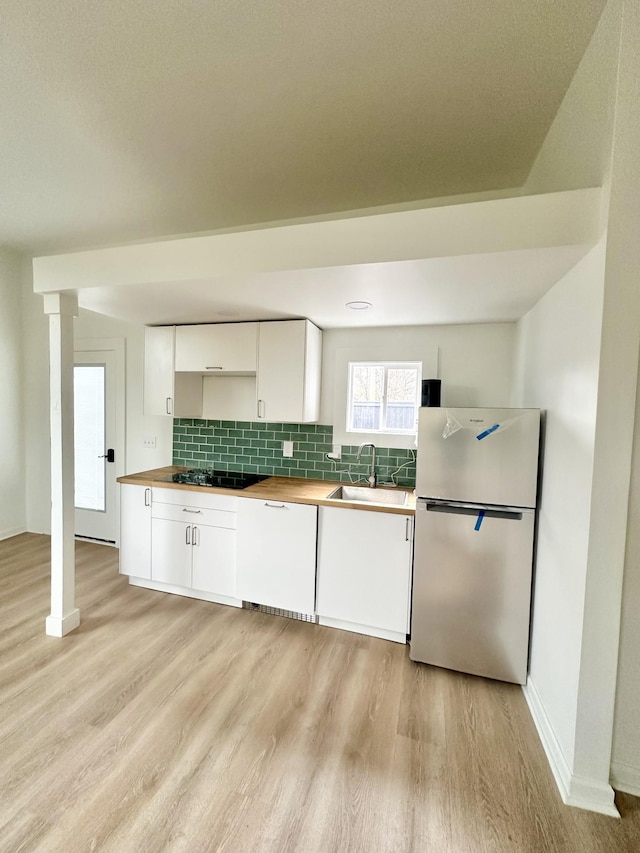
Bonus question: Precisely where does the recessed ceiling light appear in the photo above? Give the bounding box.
[217,310,240,317]
[346,301,372,310]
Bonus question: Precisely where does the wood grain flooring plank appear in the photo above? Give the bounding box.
[1,533,639,853]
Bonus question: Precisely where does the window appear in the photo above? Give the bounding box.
[74,364,106,511]
[347,362,421,435]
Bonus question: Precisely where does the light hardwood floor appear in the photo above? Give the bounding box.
[1,533,639,852]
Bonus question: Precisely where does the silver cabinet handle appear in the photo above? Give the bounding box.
[257,399,265,419]
[185,525,191,545]
[205,366,223,370]
[144,488,151,507]
[265,502,286,509]
[166,397,173,415]
[182,508,202,514]
[192,526,199,546]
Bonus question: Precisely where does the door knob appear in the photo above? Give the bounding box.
[99,449,115,463]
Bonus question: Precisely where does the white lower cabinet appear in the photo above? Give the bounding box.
[236,498,318,614]
[316,506,413,643]
[119,484,152,579]
[150,492,238,598]
[150,517,236,595]
[191,524,236,597]
[120,485,239,604]
[150,518,193,587]
[120,481,414,641]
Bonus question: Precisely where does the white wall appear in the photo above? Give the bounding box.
[595,0,640,796]
[516,0,640,811]
[0,249,26,539]
[612,356,640,791]
[21,286,515,529]
[512,239,605,776]
[73,309,174,473]
[22,273,173,534]
[22,263,51,533]
[321,323,515,447]
[523,0,620,197]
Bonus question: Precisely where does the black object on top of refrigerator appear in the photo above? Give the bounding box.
[410,407,540,684]
[421,379,441,407]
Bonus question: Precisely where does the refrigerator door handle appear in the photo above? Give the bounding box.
[423,501,527,522]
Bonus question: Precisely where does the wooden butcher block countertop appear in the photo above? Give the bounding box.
[117,466,416,516]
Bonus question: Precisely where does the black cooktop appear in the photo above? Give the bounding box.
[169,469,269,490]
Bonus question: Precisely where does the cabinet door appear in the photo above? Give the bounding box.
[151,518,193,587]
[119,484,152,578]
[144,326,175,416]
[257,320,321,423]
[191,524,236,597]
[174,323,258,372]
[236,499,318,613]
[317,507,412,635]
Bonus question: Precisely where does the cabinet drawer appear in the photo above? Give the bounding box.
[152,487,238,512]
[151,501,237,529]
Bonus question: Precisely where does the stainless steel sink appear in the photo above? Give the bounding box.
[326,485,408,506]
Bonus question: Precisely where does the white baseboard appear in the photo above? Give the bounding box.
[128,576,243,609]
[0,525,27,541]
[317,615,407,644]
[75,535,117,548]
[522,677,619,817]
[45,609,81,637]
[611,762,640,797]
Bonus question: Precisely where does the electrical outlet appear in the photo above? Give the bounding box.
[283,440,294,458]
[327,444,341,460]
[143,436,157,449]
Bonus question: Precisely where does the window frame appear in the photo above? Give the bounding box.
[346,360,422,437]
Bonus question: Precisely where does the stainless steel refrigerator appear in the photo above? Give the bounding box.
[410,407,540,684]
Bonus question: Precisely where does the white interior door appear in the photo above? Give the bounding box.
[74,350,118,543]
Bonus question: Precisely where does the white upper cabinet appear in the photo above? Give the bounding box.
[257,319,322,423]
[143,326,203,417]
[144,319,322,421]
[144,325,176,416]
[174,323,258,373]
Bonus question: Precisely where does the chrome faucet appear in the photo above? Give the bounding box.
[357,443,377,487]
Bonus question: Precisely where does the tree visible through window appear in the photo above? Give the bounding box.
[347,362,421,434]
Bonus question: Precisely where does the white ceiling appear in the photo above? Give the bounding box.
[77,245,592,328]
[3,0,605,256]
[35,188,600,328]
[6,1,606,329]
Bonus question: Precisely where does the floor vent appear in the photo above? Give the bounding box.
[242,601,317,624]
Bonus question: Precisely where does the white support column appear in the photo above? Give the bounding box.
[44,292,80,637]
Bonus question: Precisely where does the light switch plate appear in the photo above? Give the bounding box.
[327,444,341,460]
[143,436,157,449]
[283,440,294,458]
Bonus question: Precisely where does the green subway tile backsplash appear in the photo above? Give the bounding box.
[172,419,416,487]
